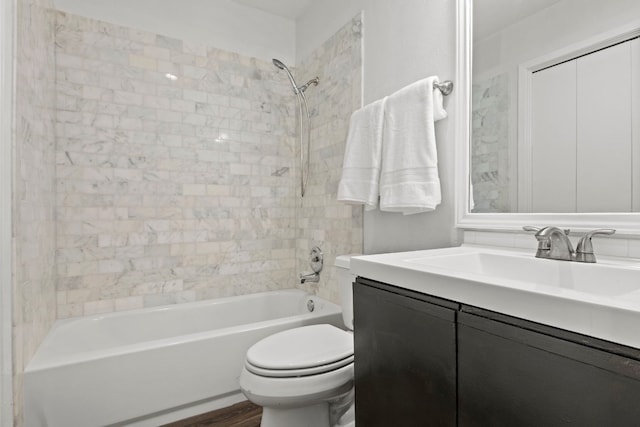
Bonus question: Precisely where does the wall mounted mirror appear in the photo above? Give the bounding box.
[455,0,640,235]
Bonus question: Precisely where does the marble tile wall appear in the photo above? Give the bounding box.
[296,14,364,303]
[54,12,300,317]
[471,73,511,213]
[13,0,57,424]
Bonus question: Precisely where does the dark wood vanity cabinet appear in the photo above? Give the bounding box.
[353,278,458,427]
[354,277,640,426]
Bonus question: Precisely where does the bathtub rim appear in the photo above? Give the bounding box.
[26,289,341,372]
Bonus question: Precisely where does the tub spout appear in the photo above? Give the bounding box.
[299,272,319,283]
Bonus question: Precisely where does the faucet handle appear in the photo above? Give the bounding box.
[523,226,551,255]
[575,229,616,263]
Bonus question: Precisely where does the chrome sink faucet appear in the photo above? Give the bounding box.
[532,226,575,261]
[523,226,615,263]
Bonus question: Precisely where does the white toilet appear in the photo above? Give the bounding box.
[239,255,356,427]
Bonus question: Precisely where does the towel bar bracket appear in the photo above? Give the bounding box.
[434,80,453,96]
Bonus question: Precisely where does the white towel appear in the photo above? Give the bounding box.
[337,97,387,210]
[379,76,447,215]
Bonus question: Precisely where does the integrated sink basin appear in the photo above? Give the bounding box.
[350,245,640,349]
[405,251,640,297]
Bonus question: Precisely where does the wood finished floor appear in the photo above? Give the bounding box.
[162,401,262,427]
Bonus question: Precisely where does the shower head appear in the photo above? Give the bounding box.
[272,58,300,94]
[272,58,320,95]
[272,59,319,198]
[272,58,288,70]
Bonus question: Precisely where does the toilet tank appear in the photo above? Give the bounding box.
[335,255,358,331]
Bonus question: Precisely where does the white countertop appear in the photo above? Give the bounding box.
[351,244,640,349]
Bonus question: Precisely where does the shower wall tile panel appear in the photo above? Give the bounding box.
[296,14,364,304]
[14,0,58,424]
[471,73,511,213]
[54,12,299,317]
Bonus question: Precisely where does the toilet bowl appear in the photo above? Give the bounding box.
[239,255,357,427]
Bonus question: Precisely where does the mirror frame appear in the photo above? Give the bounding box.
[454,0,640,237]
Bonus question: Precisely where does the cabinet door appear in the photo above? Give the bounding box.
[458,310,640,427]
[353,279,457,427]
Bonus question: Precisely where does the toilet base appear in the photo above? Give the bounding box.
[261,402,329,427]
[258,388,355,427]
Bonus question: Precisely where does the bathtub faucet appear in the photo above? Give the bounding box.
[299,272,320,283]
[300,246,323,283]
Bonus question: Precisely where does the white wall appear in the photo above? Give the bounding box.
[298,0,459,254]
[53,0,297,65]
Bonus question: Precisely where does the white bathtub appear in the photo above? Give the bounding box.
[24,289,343,427]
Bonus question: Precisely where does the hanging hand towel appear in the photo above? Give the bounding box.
[337,97,387,210]
[379,76,447,215]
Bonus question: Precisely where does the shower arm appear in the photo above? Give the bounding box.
[298,77,319,94]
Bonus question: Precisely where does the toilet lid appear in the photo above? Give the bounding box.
[246,324,354,374]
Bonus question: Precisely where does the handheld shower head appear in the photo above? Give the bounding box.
[272,58,287,70]
[272,58,320,198]
[272,58,300,94]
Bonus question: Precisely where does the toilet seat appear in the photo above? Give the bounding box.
[246,354,354,377]
[245,324,354,378]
